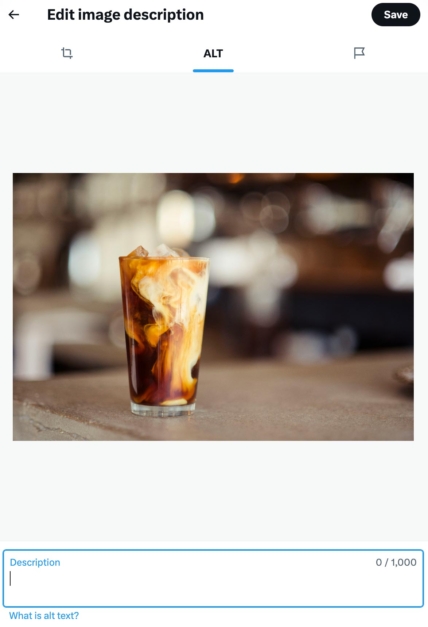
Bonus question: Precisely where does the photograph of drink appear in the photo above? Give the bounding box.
[119,246,209,416]
[12,173,413,441]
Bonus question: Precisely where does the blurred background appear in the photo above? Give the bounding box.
[13,173,413,380]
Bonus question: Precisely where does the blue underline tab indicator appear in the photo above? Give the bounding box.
[193,69,234,73]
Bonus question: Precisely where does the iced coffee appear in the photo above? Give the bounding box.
[119,245,209,416]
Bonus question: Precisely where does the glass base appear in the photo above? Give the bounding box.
[130,401,195,417]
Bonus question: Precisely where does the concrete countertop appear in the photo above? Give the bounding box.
[13,350,413,441]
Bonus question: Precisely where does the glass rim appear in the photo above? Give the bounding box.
[118,256,209,261]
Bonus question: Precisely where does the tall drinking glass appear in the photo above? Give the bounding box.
[119,254,209,416]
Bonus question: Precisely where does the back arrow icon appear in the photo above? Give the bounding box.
[9,11,20,19]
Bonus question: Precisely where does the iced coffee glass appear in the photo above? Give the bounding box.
[119,248,209,417]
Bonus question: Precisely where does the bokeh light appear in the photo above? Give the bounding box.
[192,193,217,242]
[68,232,101,288]
[157,190,195,247]
[384,254,414,291]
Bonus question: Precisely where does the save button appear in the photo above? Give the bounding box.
[372,3,421,25]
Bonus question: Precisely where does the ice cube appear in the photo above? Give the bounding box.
[172,248,190,258]
[127,246,149,258]
[153,244,179,258]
